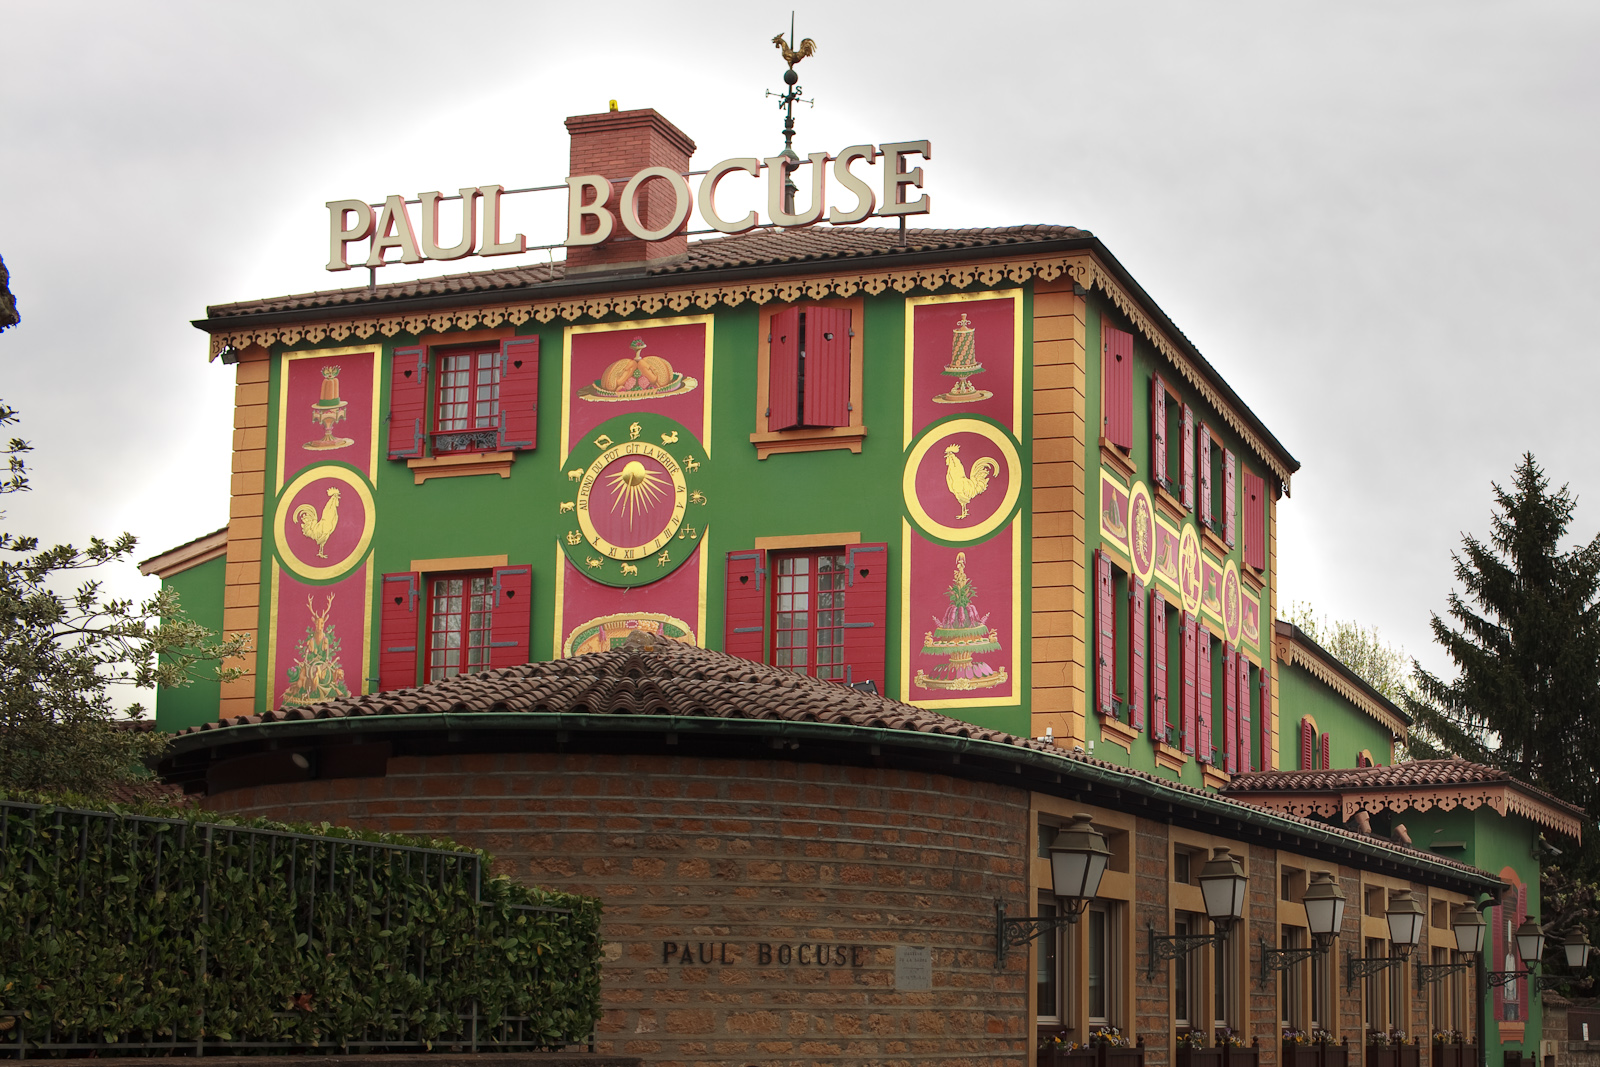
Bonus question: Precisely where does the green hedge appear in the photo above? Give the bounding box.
[0,798,602,1054]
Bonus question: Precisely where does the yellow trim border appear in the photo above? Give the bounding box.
[274,345,383,490]
[410,554,510,572]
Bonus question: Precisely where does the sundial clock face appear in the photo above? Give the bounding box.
[558,414,708,587]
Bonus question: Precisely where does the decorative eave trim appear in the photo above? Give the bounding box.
[1275,630,1408,738]
[203,252,1294,491]
[138,528,228,578]
[1239,784,1584,842]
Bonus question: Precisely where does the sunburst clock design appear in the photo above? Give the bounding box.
[557,413,708,588]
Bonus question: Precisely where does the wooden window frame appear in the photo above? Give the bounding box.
[425,570,494,682]
[769,549,851,682]
[751,297,866,459]
[430,342,503,454]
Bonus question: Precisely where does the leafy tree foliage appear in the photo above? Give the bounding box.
[0,402,246,799]
[1406,454,1600,815]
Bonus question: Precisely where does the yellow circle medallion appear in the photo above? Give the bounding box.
[273,465,376,581]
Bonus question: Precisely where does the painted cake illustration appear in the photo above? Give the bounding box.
[578,338,699,402]
[931,313,994,404]
[304,365,353,450]
[914,551,1008,691]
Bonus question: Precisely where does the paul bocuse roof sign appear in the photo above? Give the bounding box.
[325,141,931,272]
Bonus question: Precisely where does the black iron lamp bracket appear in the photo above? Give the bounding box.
[1148,923,1227,980]
[1346,951,1409,992]
[994,898,1078,968]
[1415,961,1474,992]
[1257,938,1330,989]
[1484,968,1538,989]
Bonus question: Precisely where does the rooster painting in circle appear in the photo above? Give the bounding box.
[293,487,341,558]
[944,445,1000,520]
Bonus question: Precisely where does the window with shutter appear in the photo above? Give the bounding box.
[488,565,531,668]
[1096,550,1116,717]
[495,337,539,452]
[1102,325,1134,451]
[1236,654,1253,772]
[1319,732,1331,772]
[1198,424,1213,528]
[1300,718,1315,770]
[1260,666,1273,770]
[753,301,866,459]
[379,571,421,690]
[724,550,768,662]
[1180,405,1196,511]
[388,346,429,460]
[1130,579,1146,731]
[426,572,494,680]
[1222,448,1236,549]
[1242,470,1266,572]
[1222,647,1237,773]
[1181,613,1198,755]
[1151,378,1168,489]
[1196,628,1213,763]
[1152,590,1170,742]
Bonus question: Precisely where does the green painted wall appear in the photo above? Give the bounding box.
[1276,662,1395,768]
[157,554,226,732]
[1082,295,1276,788]
[1402,806,1546,1053]
[232,286,1033,737]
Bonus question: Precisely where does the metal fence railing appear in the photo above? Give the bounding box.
[0,798,599,1058]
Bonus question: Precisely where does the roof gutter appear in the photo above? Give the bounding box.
[168,710,1501,894]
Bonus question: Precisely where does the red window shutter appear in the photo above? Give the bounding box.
[379,571,421,690]
[1181,613,1198,755]
[1319,732,1331,771]
[1242,470,1266,571]
[1102,325,1134,450]
[1198,423,1213,528]
[1151,590,1168,740]
[1493,900,1507,1020]
[1129,579,1146,731]
[1151,377,1168,488]
[1096,550,1115,717]
[1180,405,1196,511]
[495,336,539,452]
[1508,885,1528,1013]
[842,542,888,692]
[1222,647,1237,773]
[1236,653,1252,771]
[1196,628,1213,762]
[388,345,429,459]
[724,549,768,662]
[1259,665,1273,770]
[1300,718,1315,770]
[1222,448,1236,549]
[806,306,852,428]
[488,564,532,669]
[768,307,801,431]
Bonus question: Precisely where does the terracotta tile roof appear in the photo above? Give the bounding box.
[1222,758,1585,816]
[202,225,1091,320]
[170,639,1497,884]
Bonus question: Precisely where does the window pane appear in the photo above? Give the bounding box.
[1088,907,1107,1020]
[1037,903,1058,1019]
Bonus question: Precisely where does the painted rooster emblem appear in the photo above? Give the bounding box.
[943,445,1000,520]
[292,487,341,558]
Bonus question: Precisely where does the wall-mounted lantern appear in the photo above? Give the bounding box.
[1258,871,1345,988]
[1485,916,1548,988]
[1417,903,1485,990]
[994,814,1111,967]
[1147,847,1249,980]
[1345,889,1425,990]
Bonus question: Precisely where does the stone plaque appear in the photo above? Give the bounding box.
[894,944,932,991]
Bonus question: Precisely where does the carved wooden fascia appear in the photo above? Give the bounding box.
[1277,636,1408,739]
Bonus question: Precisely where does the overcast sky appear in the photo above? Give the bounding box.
[3,1,1597,700]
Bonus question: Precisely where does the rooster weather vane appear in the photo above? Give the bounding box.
[767,18,817,215]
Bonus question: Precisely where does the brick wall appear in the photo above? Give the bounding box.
[204,751,1033,1067]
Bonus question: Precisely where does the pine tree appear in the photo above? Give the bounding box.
[1407,454,1600,814]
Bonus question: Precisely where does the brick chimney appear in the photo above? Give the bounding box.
[564,108,697,273]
